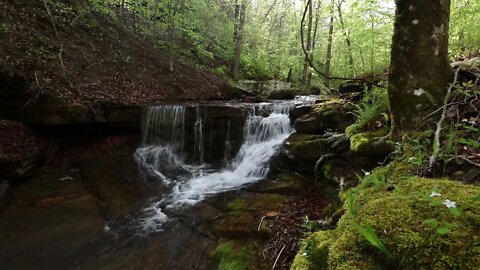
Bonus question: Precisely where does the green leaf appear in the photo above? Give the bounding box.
[474,194,480,202]
[424,219,439,226]
[458,138,480,149]
[429,200,443,207]
[353,222,391,256]
[436,227,450,235]
[448,207,461,217]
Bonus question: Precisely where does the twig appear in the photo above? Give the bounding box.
[429,68,460,166]
[258,216,265,231]
[452,155,480,168]
[423,101,462,119]
[272,244,287,270]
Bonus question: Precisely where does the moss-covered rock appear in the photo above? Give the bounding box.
[319,156,374,190]
[292,177,480,270]
[349,129,394,157]
[285,133,332,160]
[284,133,333,174]
[254,171,306,195]
[213,194,287,238]
[215,241,250,270]
[294,100,355,134]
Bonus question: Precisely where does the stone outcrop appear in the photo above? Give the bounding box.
[294,100,355,135]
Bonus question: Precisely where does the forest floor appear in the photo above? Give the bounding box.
[0,0,234,106]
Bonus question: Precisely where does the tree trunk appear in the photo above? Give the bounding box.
[302,0,313,85]
[307,1,321,86]
[232,1,245,80]
[335,0,356,76]
[324,3,334,88]
[388,0,453,134]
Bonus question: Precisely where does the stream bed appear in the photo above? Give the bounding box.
[0,98,317,270]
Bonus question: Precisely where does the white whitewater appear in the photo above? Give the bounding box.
[134,101,296,232]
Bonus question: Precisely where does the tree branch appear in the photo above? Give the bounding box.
[300,0,380,86]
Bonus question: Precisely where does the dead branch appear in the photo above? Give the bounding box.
[429,68,460,166]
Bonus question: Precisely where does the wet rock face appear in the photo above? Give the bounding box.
[0,96,144,127]
[284,133,333,174]
[289,105,312,124]
[294,102,355,135]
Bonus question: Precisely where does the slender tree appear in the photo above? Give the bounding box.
[324,0,335,88]
[302,0,314,84]
[232,0,246,80]
[335,0,356,76]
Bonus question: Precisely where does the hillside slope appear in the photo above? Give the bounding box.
[0,0,233,106]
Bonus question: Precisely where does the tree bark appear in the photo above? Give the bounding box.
[302,0,313,85]
[308,1,321,86]
[324,2,335,88]
[232,1,245,80]
[388,0,453,134]
[335,0,356,76]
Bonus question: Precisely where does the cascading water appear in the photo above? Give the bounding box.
[134,102,295,232]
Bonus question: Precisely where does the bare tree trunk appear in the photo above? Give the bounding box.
[307,1,321,86]
[324,1,335,88]
[302,0,313,85]
[388,0,453,134]
[232,1,245,80]
[335,0,356,76]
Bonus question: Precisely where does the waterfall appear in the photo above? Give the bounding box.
[134,101,295,231]
[141,105,185,151]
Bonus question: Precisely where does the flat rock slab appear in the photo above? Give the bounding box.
[0,168,105,270]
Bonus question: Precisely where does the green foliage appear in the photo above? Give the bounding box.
[345,189,357,216]
[346,88,389,137]
[78,0,477,81]
[293,176,480,270]
[353,222,391,256]
[302,216,320,237]
[359,172,388,191]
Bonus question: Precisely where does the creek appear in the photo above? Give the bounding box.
[0,97,317,270]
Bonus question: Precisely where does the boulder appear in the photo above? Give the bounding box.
[349,132,395,157]
[284,133,333,174]
[289,105,313,124]
[317,155,375,190]
[292,177,480,270]
[338,80,372,94]
[294,101,355,134]
[268,89,295,100]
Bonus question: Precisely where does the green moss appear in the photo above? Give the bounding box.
[285,133,331,159]
[227,198,248,211]
[349,129,393,156]
[295,177,480,269]
[292,231,334,270]
[215,241,249,270]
